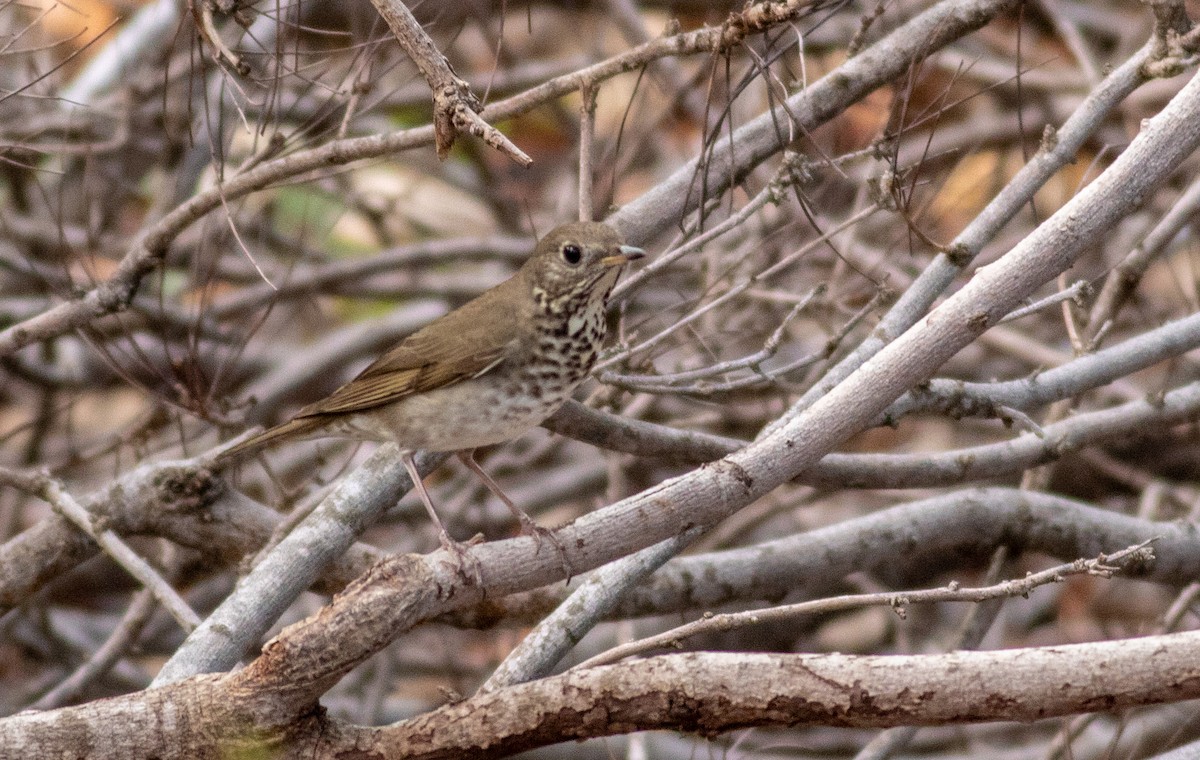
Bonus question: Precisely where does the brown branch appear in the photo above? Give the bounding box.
[8,627,1200,757]
[367,0,531,165]
[188,0,248,75]
[338,633,1200,758]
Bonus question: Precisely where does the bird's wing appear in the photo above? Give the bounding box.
[295,286,525,419]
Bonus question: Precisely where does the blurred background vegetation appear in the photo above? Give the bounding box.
[3,0,1200,756]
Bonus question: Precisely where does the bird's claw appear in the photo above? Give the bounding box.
[436,534,484,585]
[516,516,572,580]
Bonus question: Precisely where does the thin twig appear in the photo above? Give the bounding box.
[575,542,1157,669]
[367,0,531,165]
[0,467,200,632]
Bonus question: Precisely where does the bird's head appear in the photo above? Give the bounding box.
[526,221,644,304]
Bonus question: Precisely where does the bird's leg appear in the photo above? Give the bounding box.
[456,450,571,577]
[401,451,481,582]
[456,450,536,531]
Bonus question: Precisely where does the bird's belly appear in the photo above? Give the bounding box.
[345,371,575,452]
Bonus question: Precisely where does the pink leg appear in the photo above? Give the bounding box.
[457,450,571,576]
[401,451,480,579]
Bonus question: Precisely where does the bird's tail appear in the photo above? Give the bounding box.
[214,416,328,465]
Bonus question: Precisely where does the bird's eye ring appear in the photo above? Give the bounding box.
[561,243,582,265]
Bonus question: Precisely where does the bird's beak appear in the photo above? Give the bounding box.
[601,245,646,267]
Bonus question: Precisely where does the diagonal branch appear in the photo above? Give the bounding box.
[367,0,531,165]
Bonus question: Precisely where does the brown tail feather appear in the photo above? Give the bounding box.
[215,416,329,464]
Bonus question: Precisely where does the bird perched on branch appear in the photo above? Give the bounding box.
[218,221,644,559]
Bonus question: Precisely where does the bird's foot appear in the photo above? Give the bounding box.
[515,513,572,580]
[435,532,485,585]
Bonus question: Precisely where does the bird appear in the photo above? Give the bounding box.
[217,221,644,558]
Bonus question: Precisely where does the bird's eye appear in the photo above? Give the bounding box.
[561,243,582,265]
